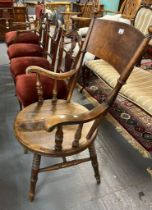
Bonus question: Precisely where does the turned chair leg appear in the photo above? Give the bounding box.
[88,143,100,184]
[29,154,41,202]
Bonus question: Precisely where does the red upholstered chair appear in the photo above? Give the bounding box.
[7,43,44,59]
[7,14,51,60]
[15,73,68,107]
[5,30,40,46]
[10,56,51,81]
[14,27,72,109]
[10,24,63,82]
[5,4,45,47]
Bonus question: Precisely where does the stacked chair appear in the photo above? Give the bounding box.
[6,16,47,60]
[14,25,68,109]
[5,3,45,47]
[5,11,82,110]
[5,13,66,109]
[8,15,54,82]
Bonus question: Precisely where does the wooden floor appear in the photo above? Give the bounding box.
[0,43,152,210]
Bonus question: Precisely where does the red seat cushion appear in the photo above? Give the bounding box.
[16,74,68,107]
[0,0,13,7]
[10,56,52,80]
[5,31,39,46]
[7,43,43,59]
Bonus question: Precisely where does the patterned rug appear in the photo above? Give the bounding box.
[79,70,152,152]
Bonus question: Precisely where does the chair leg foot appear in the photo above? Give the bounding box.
[29,192,34,202]
[96,176,101,184]
[29,154,41,201]
[88,143,100,184]
[24,148,28,154]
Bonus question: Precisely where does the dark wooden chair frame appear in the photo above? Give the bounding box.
[14,17,152,201]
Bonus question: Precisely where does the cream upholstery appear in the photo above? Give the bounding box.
[85,59,152,115]
[78,14,131,37]
[134,6,152,45]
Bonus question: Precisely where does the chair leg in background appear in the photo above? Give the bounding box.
[29,153,41,202]
[24,148,28,154]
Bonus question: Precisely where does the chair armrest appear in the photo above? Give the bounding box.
[71,16,91,22]
[16,29,36,33]
[26,66,78,80]
[99,9,119,14]
[45,103,108,131]
[121,14,134,20]
[61,12,81,15]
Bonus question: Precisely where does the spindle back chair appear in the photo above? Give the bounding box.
[14,18,152,201]
[102,0,141,20]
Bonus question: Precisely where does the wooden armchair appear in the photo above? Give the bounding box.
[11,24,64,108]
[102,0,142,20]
[6,13,52,60]
[14,18,152,201]
[61,0,101,31]
[5,12,47,47]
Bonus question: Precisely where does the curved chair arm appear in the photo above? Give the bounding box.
[10,28,38,44]
[16,29,36,33]
[45,103,109,132]
[71,16,92,22]
[121,14,134,20]
[26,66,78,80]
[10,20,35,31]
[61,11,82,16]
[98,9,134,20]
[99,9,119,14]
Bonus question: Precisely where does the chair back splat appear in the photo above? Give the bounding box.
[81,18,151,105]
[49,22,64,69]
[14,18,152,202]
[120,0,142,19]
[71,0,101,29]
[81,0,100,18]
